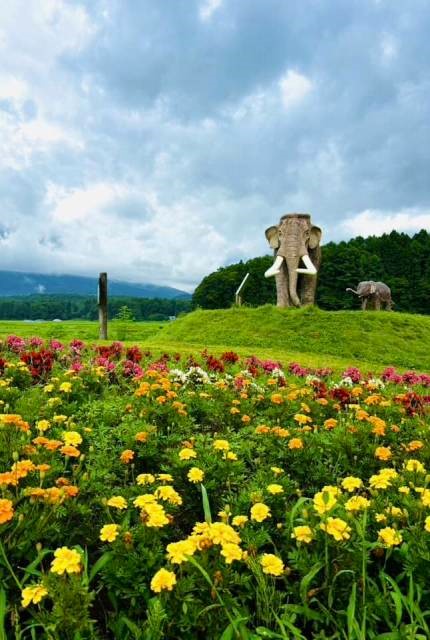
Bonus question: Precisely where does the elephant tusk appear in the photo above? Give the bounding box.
[296,254,317,275]
[264,255,284,278]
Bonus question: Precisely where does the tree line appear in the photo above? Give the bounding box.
[193,230,430,314]
[0,295,192,321]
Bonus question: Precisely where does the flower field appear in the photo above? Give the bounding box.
[1,336,430,639]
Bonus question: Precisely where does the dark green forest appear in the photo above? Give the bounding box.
[0,295,192,321]
[193,230,430,314]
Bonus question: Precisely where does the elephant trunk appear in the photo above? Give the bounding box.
[285,256,301,307]
[346,288,359,295]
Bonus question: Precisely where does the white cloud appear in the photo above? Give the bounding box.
[199,0,223,22]
[0,75,27,101]
[279,70,313,110]
[48,183,126,222]
[380,33,398,62]
[341,208,430,237]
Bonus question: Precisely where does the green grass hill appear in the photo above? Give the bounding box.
[147,306,430,372]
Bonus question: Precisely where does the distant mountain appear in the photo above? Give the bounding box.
[0,271,191,299]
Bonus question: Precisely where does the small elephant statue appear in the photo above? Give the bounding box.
[264,213,322,307]
[346,281,393,310]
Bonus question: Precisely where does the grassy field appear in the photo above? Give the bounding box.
[1,306,429,372]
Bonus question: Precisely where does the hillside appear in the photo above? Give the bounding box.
[147,306,430,371]
[0,270,190,299]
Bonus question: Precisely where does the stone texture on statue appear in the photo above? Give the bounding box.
[346,281,393,310]
[264,213,322,308]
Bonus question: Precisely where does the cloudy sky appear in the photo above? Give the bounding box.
[1,0,429,291]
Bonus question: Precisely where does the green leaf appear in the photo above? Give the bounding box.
[200,483,212,524]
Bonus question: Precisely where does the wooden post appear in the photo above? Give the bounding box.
[98,272,108,339]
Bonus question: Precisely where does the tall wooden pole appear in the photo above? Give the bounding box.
[98,272,108,339]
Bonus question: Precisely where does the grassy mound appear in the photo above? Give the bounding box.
[147,306,430,371]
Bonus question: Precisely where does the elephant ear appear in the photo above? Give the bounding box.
[309,225,322,249]
[265,225,280,249]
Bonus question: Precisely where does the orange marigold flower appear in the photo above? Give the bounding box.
[0,499,14,524]
[60,445,80,458]
[271,394,283,405]
[120,449,135,464]
[255,425,270,434]
[135,431,149,442]
[375,446,392,461]
[324,418,338,430]
[271,427,290,438]
[406,440,424,452]
[241,415,251,424]
[44,439,63,451]
[288,438,304,450]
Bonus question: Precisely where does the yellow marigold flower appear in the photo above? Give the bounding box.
[294,413,311,425]
[292,525,314,544]
[135,382,150,397]
[230,407,240,415]
[100,524,120,542]
[0,499,14,524]
[143,503,169,528]
[385,506,404,518]
[59,382,72,393]
[120,449,135,463]
[375,513,387,523]
[62,431,82,447]
[250,502,271,522]
[271,427,289,438]
[166,539,197,564]
[232,515,248,528]
[213,439,230,451]
[225,451,238,461]
[44,384,54,393]
[187,467,204,483]
[341,476,363,492]
[324,418,338,430]
[135,431,149,442]
[405,459,426,474]
[155,485,182,506]
[221,543,243,564]
[136,473,155,485]
[398,486,410,495]
[313,491,337,515]
[425,516,430,533]
[151,568,176,593]
[345,496,371,512]
[36,420,51,432]
[157,473,174,483]
[369,472,395,490]
[53,415,67,423]
[50,547,82,575]
[288,437,304,450]
[365,394,382,405]
[179,448,197,460]
[378,527,403,547]
[375,446,392,461]
[133,494,157,508]
[107,496,127,510]
[21,584,48,608]
[271,394,283,405]
[60,445,80,458]
[260,553,284,576]
[267,484,283,495]
[271,466,284,476]
[320,517,351,542]
[421,490,430,506]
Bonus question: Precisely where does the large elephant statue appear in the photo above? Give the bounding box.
[264,213,322,307]
[346,281,393,310]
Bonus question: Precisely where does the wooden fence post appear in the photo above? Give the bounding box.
[98,272,108,339]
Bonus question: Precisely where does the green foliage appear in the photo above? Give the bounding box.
[0,295,192,321]
[192,230,430,314]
